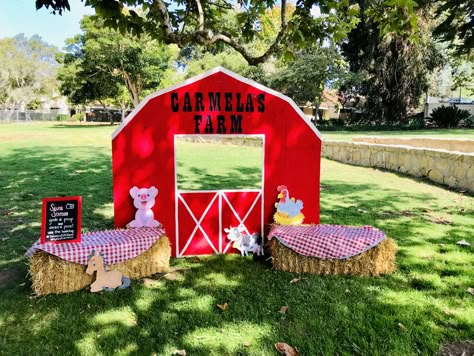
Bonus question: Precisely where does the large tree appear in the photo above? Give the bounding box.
[35,0,422,65]
[58,15,178,111]
[0,34,59,109]
[341,1,444,123]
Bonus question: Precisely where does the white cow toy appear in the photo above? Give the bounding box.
[224,225,264,256]
[127,186,161,228]
[248,233,264,256]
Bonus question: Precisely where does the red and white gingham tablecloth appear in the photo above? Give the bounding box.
[268,224,385,259]
[25,227,165,265]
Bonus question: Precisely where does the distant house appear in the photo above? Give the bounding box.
[39,95,69,115]
[299,90,341,121]
[338,94,364,121]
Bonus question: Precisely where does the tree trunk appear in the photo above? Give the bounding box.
[122,71,140,107]
[98,100,114,125]
[121,105,129,122]
[314,103,320,125]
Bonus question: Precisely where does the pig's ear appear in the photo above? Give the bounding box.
[130,186,139,197]
[149,186,158,197]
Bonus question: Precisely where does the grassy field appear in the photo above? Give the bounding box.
[321,128,474,141]
[0,122,473,355]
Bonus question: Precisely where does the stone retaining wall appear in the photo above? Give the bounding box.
[322,140,474,192]
[352,136,474,153]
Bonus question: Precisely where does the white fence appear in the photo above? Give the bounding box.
[0,110,66,122]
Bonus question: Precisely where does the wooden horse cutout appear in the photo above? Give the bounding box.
[86,250,131,292]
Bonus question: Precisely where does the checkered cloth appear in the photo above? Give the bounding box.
[25,227,166,265]
[268,224,386,259]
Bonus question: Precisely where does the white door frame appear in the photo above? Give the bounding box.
[174,134,265,257]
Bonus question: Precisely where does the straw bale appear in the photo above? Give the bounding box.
[29,235,171,295]
[269,238,396,276]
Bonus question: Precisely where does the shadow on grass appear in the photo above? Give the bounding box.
[0,147,113,271]
[0,254,472,355]
[51,124,118,129]
[177,166,262,191]
[0,151,472,354]
[320,180,431,241]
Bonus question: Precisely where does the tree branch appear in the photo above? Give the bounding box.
[151,0,182,44]
[208,1,233,10]
[280,0,287,29]
[195,0,205,31]
[151,0,289,65]
[217,0,288,65]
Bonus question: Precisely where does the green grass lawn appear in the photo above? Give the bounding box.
[321,128,474,141]
[0,122,473,355]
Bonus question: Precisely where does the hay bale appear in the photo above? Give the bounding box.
[29,235,171,296]
[269,238,396,276]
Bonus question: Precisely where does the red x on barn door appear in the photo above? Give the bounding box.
[176,190,263,256]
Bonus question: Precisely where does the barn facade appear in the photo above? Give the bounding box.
[112,67,322,257]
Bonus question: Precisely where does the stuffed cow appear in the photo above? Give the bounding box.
[127,186,161,228]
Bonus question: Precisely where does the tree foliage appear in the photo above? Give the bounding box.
[0,34,59,109]
[341,1,444,123]
[34,0,471,125]
[367,38,442,123]
[270,46,345,109]
[433,0,474,56]
[449,59,473,94]
[183,50,248,79]
[35,0,425,65]
[58,15,178,109]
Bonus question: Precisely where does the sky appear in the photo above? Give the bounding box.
[0,0,95,50]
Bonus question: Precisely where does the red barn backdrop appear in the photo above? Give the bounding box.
[112,67,322,257]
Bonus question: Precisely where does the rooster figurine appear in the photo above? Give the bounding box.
[273,185,305,225]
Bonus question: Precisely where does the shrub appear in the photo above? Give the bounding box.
[55,114,69,121]
[318,118,345,127]
[329,118,345,127]
[71,113,84,122]
[429,105,471,128]
[408,116,426,129]
[460,115,474,128]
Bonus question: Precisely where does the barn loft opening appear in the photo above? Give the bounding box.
[174,135,264,191]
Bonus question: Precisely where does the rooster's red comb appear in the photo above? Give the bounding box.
[277,185,288,192]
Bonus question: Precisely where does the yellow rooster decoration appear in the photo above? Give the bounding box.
[273,185,305,225]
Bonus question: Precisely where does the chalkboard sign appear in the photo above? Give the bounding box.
[41,196,82,244]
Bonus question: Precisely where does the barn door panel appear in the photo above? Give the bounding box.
[176,190,263,256]
[221,191,262,253]
[177,192,220,256]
